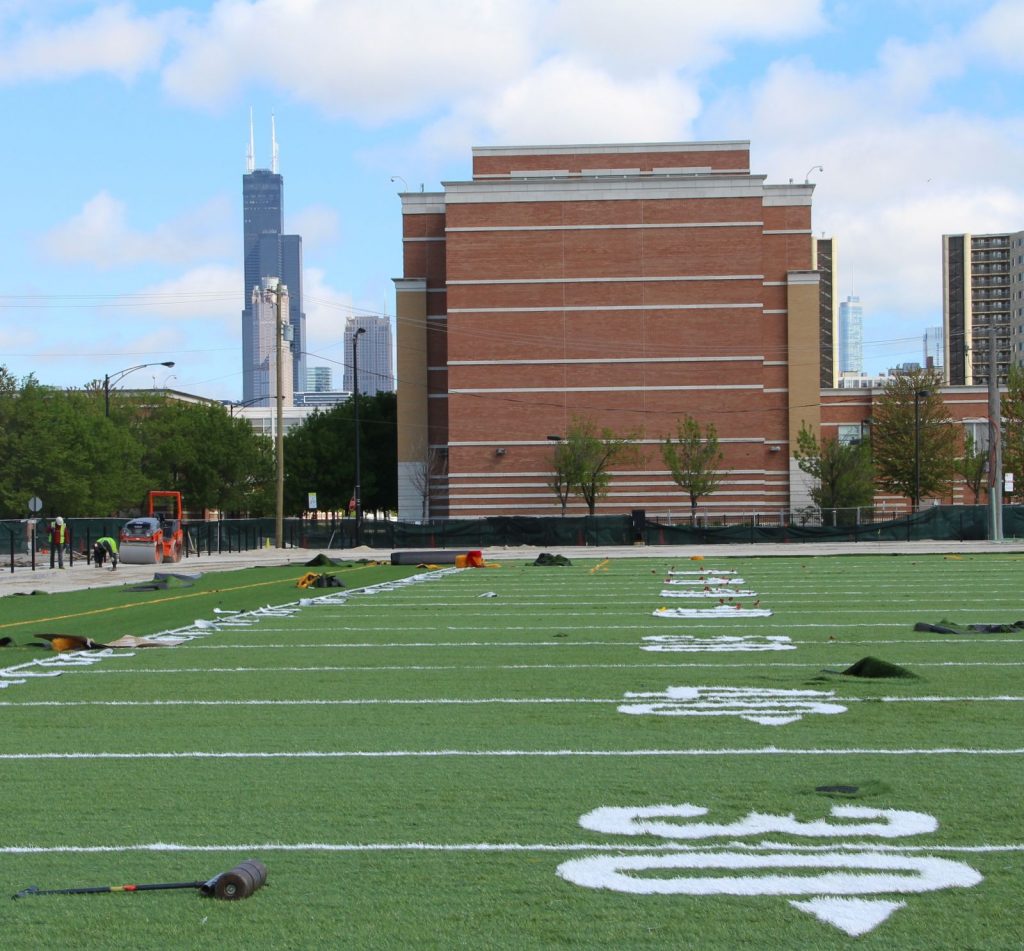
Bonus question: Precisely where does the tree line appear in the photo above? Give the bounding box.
[0,367,396,519]
[546,368,1024,518]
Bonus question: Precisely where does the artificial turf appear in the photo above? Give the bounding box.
[1,553,1022,949]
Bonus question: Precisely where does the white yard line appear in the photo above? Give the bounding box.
[0,841,1021,855]
[2,695,1023,708]
[1,747,1022,760]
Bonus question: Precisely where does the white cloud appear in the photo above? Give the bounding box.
[41,192,233,268]
[699,10,1024,373]
[544,0,826,73]
[302,266,356,360]
[161,0,536,120]
[0,3,179,83]
[290,205,340,252]
[132,264,239,324]
[418,57,701,158]
[968,0,1024,70]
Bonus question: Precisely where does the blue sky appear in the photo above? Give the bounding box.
[2,0,1023,400]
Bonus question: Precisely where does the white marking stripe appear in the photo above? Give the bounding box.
[65,661,1024,675]
[0,748,1021,760]
[2,695,1022,708]
[0,841,1020,855]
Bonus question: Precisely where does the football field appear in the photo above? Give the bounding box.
[2,553,1022,949]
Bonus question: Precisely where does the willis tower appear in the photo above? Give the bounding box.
[242,114,306,403]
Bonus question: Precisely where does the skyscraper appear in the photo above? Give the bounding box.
[249,278,294,408]
[343,315,394,396]
[241,115,306,401]
[838,295,864,374]
[943,230,1024,385]
[924,325,944,369]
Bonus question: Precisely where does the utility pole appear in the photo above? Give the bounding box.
[987,319,1003,541]
[352,326,366,547]
[263,280,288,549]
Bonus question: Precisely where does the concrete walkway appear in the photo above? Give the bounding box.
[2,539,1022,598]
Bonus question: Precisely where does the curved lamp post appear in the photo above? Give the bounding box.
[105,361,175,417]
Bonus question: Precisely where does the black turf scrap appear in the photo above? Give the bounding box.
[533,552,572,566]
[915,619,1024,635]
[840,656,918,679]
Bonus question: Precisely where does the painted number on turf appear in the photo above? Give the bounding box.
[557,803,982,937]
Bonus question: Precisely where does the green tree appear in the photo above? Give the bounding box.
[122,399,274,515]
[548,439,582,516]
[283,392,397,516]
[661,416,723,524]
[793,422,875,524]
[871,369,958,508]
[0,375,145,517]
[1001,365,1024,502]
[956,430,988,504]
[561,416,639,516]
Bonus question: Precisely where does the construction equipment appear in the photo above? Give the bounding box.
[119,491,185,565]
[12,859,268,901]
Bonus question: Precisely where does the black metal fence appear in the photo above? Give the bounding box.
[2,506,1019,571]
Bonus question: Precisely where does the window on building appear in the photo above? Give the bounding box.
[964,420,989,454]
[837,424,863,445]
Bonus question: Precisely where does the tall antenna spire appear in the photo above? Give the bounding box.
[271,112,279,174]
[247,107,255,173]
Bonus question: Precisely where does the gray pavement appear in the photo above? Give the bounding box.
[2,538,1023,598]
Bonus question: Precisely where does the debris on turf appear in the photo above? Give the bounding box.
[295,572,345,589]
[831,656,919,679]
[915,619,1024,635]
[31,633,183,651]
[533,552,572,566]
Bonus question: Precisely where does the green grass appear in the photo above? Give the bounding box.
[2,554,1023,949]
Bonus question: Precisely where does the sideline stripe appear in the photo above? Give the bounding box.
[2,695,1023,708]
[183,636,1024,647]
[184,634,1024,651]
[68,661,1024,675]
[1,748,1021,760]
[0,577,298,631]
[0,841,1021,855]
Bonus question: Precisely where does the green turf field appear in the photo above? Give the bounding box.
[1,553,1022,949]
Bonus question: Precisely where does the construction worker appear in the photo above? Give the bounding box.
[48,517,68,569]
[92,535,119,569]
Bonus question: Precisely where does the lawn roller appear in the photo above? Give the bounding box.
[12,859,267,901]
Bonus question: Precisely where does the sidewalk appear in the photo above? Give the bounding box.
[2,539,1022,598]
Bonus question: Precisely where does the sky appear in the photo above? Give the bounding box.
[2,0,1023,401]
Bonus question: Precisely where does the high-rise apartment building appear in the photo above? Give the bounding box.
[241,117,306,400]
[816,237,837,388]
[343,315,394,397]
[838,295,864,374]
[395,140,823,519]
[942,230,1024,385]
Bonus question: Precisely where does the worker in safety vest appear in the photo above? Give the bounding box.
[48,517,68,569]
[92,536,119,569]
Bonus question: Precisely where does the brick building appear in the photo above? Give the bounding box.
[395,140,829,520]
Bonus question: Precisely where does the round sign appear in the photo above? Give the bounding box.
[27,496,43,513]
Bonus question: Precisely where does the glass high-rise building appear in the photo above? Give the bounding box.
[838,295,864,374]
[343,315,394,396]
[241,119,306,401]
[924,325,944,369]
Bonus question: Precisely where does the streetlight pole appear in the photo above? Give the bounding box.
[352,326,366,546]
[104,361,175,417]
[914,389,929,512]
